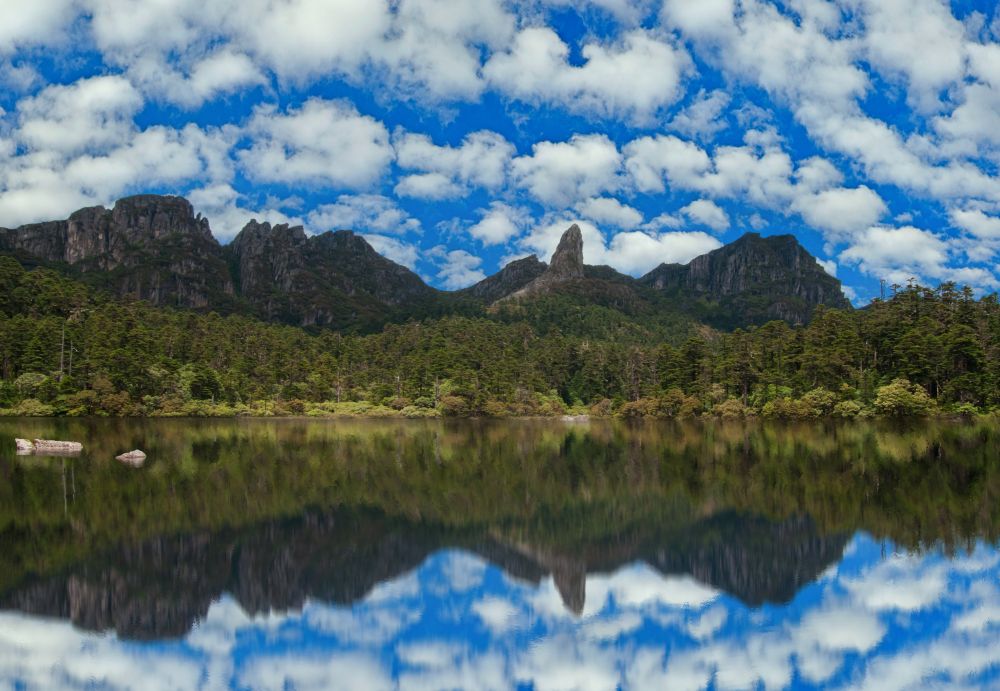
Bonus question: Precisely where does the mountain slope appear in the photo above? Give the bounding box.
[640,232,851,328]
[1,196,851,334]
[0,195,236,310]
[229,221,439,329]
[1,196,439,331]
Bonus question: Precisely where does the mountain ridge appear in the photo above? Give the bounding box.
[0,194,851,332]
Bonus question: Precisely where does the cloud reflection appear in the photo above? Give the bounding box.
[1,538,999,690]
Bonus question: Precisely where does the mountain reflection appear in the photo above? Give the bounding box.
[1,416,1000,665]
[0,507,848,638]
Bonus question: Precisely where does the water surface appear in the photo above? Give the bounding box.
[1,418,999,689]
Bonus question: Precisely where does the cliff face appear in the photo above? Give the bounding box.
[640,233,851,328]
[0,195,234,309]
[507,224,586,300]
[0,196,440,330]
[0,197,851,332]
[226,222,439,329]
[460,255,547,303]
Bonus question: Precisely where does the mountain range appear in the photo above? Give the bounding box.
[0,194,850,333]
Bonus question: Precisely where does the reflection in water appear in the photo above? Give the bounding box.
[0,508,847,639]
[1,537,999,690]
[1,417,1000,688]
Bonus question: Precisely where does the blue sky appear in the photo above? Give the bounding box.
[2,535,1000,689]
[2,1,1000,302]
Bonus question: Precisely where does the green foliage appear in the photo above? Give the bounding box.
[0,260,998,418]
[874,378,937,417]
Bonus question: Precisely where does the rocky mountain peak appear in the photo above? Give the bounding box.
[502,224,588,301]
[548,224,585,280]
[640,231,851,328]
[108,195,212,243]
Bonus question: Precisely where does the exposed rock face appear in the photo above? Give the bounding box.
[640,232,851,327]
[460,255,547,303]
[227,222,439,329]
[507,224,588,300]
[0,195,234,310]
[0,196,440,331]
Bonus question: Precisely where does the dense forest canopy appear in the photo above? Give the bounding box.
[1,256,998,418]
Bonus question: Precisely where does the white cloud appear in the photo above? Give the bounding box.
[853,0,966,112]
[793,186,888,240]
[574,197,644,229]
[669,89,730,140]
[373,0,515,100]
[681,199,729,231]
[512,134,623,206]
[624,134,711,194]
[951,208,1000,240]
[467,202,528,245]
[363,235,421,269]
[16,76,143,156]
[128,49,267,108]
[484,28,689,123]
[394,130,514,197]
[394,173,465,200]
[308,194,420,235]
[0,0,75,51]
[839,225,951,284]
[239,99,392,189]
[429,246,487,288]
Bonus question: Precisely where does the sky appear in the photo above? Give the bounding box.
[1,1,1000,302]
[2,535,1000,689]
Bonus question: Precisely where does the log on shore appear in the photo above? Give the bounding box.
[33,439,83,453]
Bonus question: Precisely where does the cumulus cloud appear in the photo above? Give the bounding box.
[681,199,729,231]
[394,130,514,198]
[307,194,421,234]
[793,186,888,240]
[363,234,421,269]
[467,202,529,245]
[512,134,623,206]
[0,0,75,52]
[429,246,487,288]
[239,99,392,189]
[484,28,689,122]
[574,197,644,229]
[669,89,731,140]
[16,76,143,155]
[839,225,951,284]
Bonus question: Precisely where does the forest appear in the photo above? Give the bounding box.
[1,255,998,419]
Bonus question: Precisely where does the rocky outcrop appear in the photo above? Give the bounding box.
[507,224,586,300]
[640,232,851,328]
[226,222,439,329]
[0,195,234,310]
[0,196,440,331]
[460,255,547,303]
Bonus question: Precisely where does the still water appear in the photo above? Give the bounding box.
[1,417,999,690]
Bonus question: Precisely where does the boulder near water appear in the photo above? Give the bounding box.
[115,450,147,466]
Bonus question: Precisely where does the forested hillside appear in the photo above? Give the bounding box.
[2,256,998,418]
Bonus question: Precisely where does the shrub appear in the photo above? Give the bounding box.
[12,398,55,416]
[800,387,838,416]
[713,398,749,419]
[874,378,936,417]
[832,400,864,418]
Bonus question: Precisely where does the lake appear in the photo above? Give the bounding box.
[1,417,999,690]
